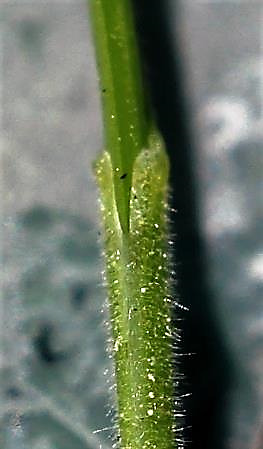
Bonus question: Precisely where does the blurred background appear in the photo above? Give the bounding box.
[1,1,262,449]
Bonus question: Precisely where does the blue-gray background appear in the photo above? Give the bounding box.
[1,2,263,449]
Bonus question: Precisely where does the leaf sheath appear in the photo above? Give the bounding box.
[96,137,177,449]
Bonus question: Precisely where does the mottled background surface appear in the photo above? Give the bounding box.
[1,1,263,449]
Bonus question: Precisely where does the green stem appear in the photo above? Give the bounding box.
[89,0,149,233]
[95,143,176,449]
[89,1,178,448]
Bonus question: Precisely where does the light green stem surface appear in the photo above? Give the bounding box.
[96,134,176,449]
[89,1,178,448]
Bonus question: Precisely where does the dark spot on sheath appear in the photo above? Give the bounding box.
[71,282,89,309]
[33,323,64,364]
[102,88,106,93]
[134,195,137,200]
[120,173,127,180]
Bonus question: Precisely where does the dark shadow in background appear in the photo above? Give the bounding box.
[133,2,235,449]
